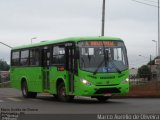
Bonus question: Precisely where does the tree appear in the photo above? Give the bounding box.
[147,59,155,65]
[0,59,10,71]
[147,56,160,65]
[138,65,151,80]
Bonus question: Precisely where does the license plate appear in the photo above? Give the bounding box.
[104,93,112,96]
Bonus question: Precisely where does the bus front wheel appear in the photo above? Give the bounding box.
[21,81,37,98]
[57,82,74,102]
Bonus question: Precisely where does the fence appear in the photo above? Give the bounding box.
[0,81,10,88]
[130,72,160,84]
[127,74,160,97]
[0,76,10,88]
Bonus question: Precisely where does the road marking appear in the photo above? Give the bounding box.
[0,99,4,102]
[7,98,22,102]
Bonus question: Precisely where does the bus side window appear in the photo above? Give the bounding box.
[53,46,59,65]
[59,47,65,65]
[11,51,20,66]
[20,50,29,66]
[52,46,65,65]
[30,49,40,66]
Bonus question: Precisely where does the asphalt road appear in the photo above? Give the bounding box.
[0,88,160,114]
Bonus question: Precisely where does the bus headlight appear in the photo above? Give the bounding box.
[80,78,92,86]
[121,78,129,84]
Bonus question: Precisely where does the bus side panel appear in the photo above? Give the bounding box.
[26,67,43,93]
[11,67,43,93]
[10,67,21,90]
[49,67,68,94]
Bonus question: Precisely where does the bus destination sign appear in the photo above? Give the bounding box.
[85,41,117,46]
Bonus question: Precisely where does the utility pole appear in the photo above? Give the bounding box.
[158,0,160,56]
[158,0,160,80]
[150,55,152,77]
[152,40,158,57]
[101,0,105,36]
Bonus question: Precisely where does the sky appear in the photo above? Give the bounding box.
[0,0,159,68]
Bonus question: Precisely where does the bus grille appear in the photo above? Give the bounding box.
[95,88,120,94]
[96,84,119,86]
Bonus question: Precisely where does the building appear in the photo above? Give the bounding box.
[129,68,138,79]
[0,71,9,83]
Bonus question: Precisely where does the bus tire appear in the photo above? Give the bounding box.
[57,82,74,102]
[21,81,37,98]
[53,94,58,99]
[30,92,37,98]
[96,96,109,102]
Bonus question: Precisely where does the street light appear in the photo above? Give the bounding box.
[0,42,12,49]
[31,37,37,44]
[139,54,152,65]
[138,55,149,59]
[139,54,152,73]
[152,40,158,57]
[139,54,152,62]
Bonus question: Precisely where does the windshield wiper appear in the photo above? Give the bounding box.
[93,41,122,74]
[93,59,104,75]
[80,57,85,67]
[109,61,122,74]
[93,60,122,75]
[93,41,108,75]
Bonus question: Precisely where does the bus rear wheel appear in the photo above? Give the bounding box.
[57,82,74,102]
[96,96,109,102]
[21,81,37,98]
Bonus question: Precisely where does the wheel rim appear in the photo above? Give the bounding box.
[22,83,27,96]
[59,86,66,97]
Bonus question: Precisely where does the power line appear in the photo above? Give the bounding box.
[142,0,158,3]
[131,0,159,8]
[0,42,12,49]
[131,0,160,57]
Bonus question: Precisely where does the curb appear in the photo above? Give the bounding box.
[113,95,160,98]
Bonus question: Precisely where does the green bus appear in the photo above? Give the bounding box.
[10,36,129,102]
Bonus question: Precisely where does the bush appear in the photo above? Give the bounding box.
[138,65,151,80]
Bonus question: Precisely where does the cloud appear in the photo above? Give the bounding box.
[0,0,158,67]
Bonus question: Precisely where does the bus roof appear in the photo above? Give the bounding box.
[12,36,122,50]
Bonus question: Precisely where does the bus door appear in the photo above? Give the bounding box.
[42,46,51,90]
[66,43,75,93]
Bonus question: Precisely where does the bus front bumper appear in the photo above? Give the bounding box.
[75,83,129,97]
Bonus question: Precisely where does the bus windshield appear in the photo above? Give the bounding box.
[78,41,128,73]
